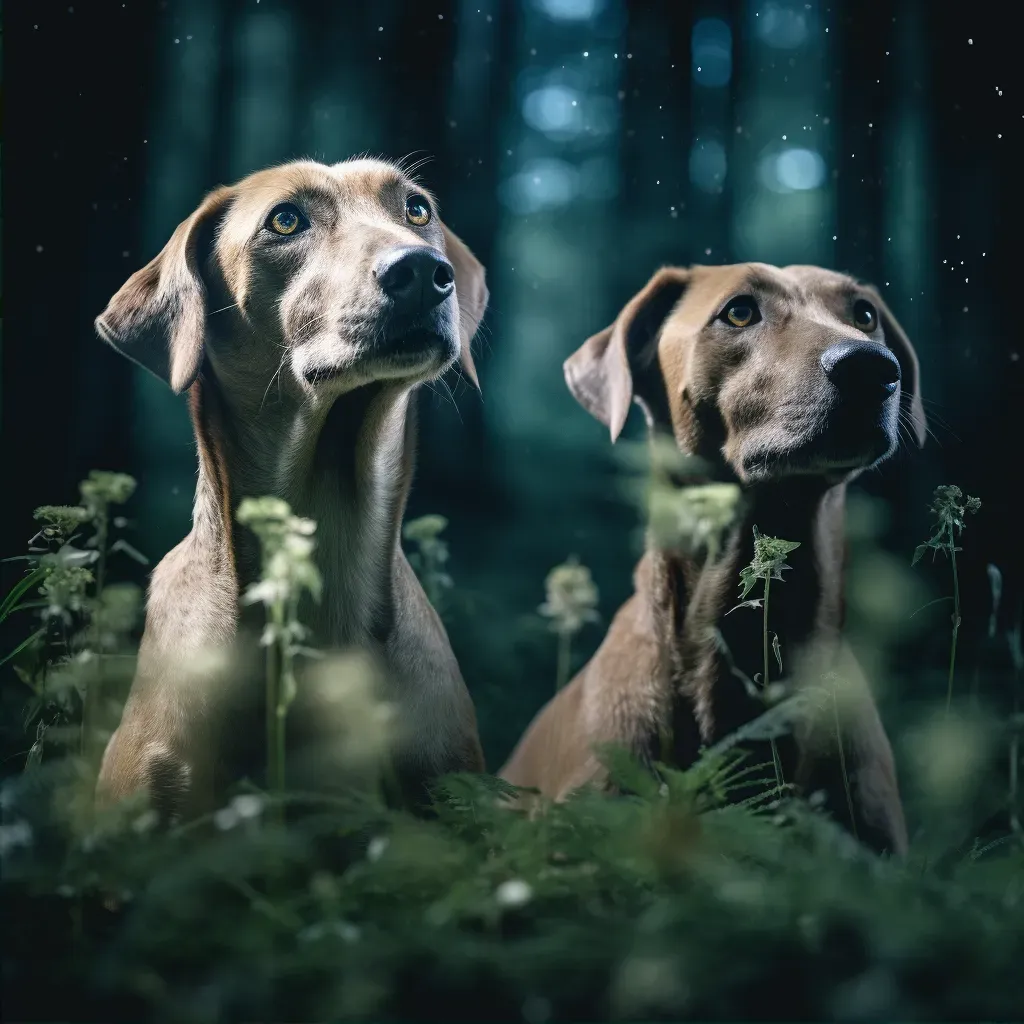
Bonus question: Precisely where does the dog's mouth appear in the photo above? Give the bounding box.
[740,402,899,483]
[302,328,454,386]
[379,327,451,359]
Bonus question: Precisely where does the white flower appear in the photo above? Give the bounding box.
[131,809,159,834]
[214,792,265,830]
[0,820,33,856]
[232,794,264,820]
[495,878,533,908]
[214,806,238,830]
[367,835,389,862]
[538,557,599,636]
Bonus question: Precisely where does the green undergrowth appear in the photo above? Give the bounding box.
[1,467,1022,1022]
[3,753,1023,1022]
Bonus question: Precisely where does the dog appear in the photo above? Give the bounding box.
[499,263,925,855]
[93,157,488,822]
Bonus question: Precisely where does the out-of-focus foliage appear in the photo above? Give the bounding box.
[1,470,1022,1021]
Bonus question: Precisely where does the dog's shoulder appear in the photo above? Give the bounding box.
[387,552,459,673]
[578,589,665,742]
[385,552,483,771]
[142,528,238,660]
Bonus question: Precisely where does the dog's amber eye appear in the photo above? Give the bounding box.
[405,194,432,227]
[266,203,306,236]
[853,299,878,332]
[721,297,760,328]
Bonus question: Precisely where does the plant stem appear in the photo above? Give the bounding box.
[276,595,299,799]
[832,686,858,842]
[266,604,282,814]
[81,508,108,761]
[946,524,962,716]
[556,630,572,692]
[1011,728,1020,838]
[762,576,784,794]
[1011,630,1022,837]
[762,577,771,693]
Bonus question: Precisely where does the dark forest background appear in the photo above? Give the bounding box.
[3,0,1022,772]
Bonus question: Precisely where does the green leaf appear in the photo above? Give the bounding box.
[109,538,150,565]
[772,633,783,674]
[0,567,48,623]
[704,691,815,760]
[738,566,759,599]
[594,743,662,800]
[0,626,47,668]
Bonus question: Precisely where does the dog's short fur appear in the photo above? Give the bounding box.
[94,157,488,821]
[500,264,925,854]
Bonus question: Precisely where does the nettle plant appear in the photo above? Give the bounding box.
[732,527,802,794]
[912,484,982,713]
[2,472,145,771]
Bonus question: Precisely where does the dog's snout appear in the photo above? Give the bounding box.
[820,341,901,398]
[375,246,454,318]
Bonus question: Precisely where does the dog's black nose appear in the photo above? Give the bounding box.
[375,246,454,318]
[820,341,901,398]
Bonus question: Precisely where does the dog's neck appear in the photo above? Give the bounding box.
[645,475,847,749]
[189,373,415,649]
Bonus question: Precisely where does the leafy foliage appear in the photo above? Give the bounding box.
[1,472,1022,1022]
[3,751,1023,1022]
[403,514,454,615]
[912,484,982,567]
[738,526,801,600]
[912,484,983,713]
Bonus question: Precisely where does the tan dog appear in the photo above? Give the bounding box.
[500,264,925,855]
[94,157,488,821]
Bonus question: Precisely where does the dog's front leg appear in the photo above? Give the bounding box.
[794,683,909,855]
[95,675,220,824]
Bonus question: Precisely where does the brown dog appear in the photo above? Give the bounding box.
[500,263,925,854]
[94,158,488,821]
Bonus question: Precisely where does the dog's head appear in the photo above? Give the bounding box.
[96,158,488,401]
[564,263,926,484]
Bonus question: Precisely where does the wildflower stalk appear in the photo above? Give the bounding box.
[556,630,572,695]
[539,556,599,693]
[81,501,108,760]
[761,575,784,793]
[913,485,981,716]
[1009,618,1023,837]
[77,472,136,761]
[947,550,961,715]
[738,527,800,795]
[238,498,322,809]
[403,515,453,616]
[265,603,283,798]
[831,681,858,842]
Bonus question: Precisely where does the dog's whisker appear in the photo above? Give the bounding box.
[297,310,334,338]
[259,350,289,414]
[437,374,463,422]
[207,302,240,318]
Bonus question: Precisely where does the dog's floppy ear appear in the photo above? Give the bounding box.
[441,224,488,391]
[861,285,927,447]
[564,267,690,442]
[95,186,234,394]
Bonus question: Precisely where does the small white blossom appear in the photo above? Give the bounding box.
[495,878,533,908]
[0,820,33,856]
